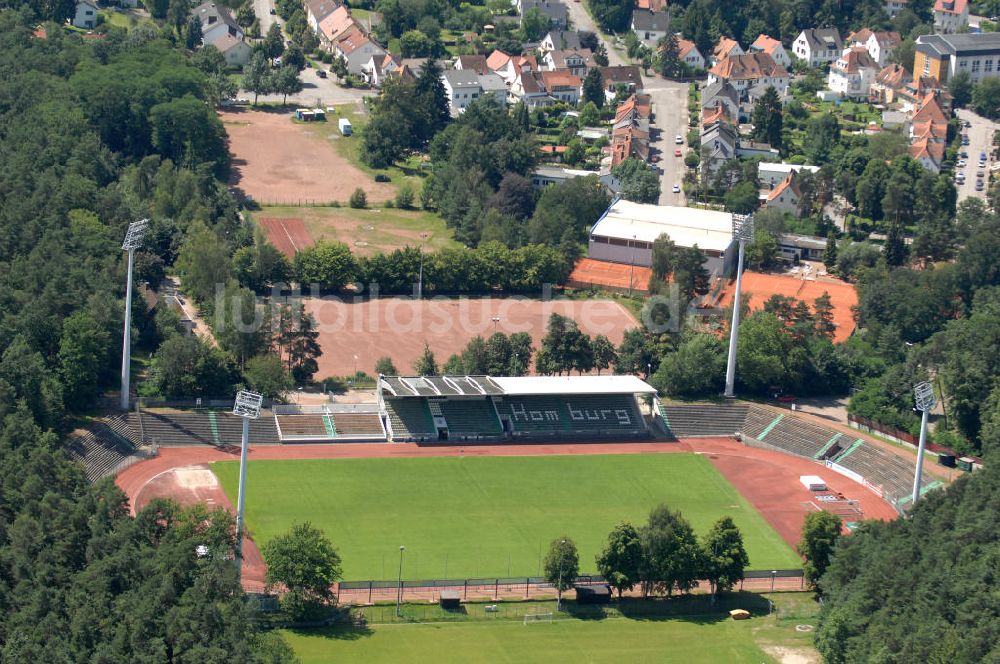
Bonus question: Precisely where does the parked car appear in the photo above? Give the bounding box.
[374,173,390,182]
[675,135,683,144]
[269,7,275,13]
[957,159,966,167]
[976,181,985,191]
[964,120,972,128]
[317,69,327,78]
[981,151,988,160]
[672,184,681,193]
[674,148,682,157]
[960,151,969,158]
[978,170,986,178]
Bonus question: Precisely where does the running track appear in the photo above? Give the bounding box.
[117,438,900,591]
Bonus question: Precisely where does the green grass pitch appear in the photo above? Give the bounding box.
[281,616,781,664]
[212,453,801,579]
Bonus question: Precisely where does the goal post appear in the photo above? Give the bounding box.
[523,612,554,625]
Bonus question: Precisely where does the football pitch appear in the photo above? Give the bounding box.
[212,453,801,579]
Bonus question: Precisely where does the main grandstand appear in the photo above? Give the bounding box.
[378,374,657,442]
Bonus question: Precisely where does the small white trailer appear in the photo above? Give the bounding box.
[338,118,352,136]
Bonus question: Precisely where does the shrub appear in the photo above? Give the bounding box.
[395,182,414,209]
[349,187,367,208]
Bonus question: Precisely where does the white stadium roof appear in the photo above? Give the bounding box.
[491,375,657,395]
[590,200,734,253]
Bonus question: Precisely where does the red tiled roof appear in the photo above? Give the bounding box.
[709,52,788,81]
[713,37,741,59]
[933,0,967,15]
[750,34,782,55]
[486,50,511,71]
[677,37,698,59]
[833,46,877,74]
[767,172,802,202]
[540,70,581,89]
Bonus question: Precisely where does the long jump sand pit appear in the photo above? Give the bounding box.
[221,109,394,204]
[303,296,640,377]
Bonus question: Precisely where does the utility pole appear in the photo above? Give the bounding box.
[233,390,263,579]
[120,219,149,410]
[724,214,754,398]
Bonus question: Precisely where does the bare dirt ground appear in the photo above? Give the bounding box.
[220,108,393,204]
[301,296,640,377]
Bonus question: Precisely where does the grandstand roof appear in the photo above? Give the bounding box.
[492,375,656,395]
[590,199,735,252]
[380,374,657,396]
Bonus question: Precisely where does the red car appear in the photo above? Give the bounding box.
[674,148,683,157]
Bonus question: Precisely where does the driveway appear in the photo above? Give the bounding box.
[243,67,371,106]
[254,0,279,34]
[955,108,999,203]
[643,76,689,205]
[563,0,628,67]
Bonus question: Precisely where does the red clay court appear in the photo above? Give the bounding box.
[259,218,313,258]
[302,296,639,377]
[713,271,858,343]
[567,258,654,293]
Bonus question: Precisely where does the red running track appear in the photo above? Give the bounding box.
[116,438,900,592]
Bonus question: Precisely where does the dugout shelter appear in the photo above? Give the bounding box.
[377,374,657,443]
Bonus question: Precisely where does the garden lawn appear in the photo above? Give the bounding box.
[211,453,800,579]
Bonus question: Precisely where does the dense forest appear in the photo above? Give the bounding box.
[0,13,298,661]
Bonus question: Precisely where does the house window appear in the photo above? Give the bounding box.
[986,60,994,72]
[971,60,980,73]
[923,58,931,75]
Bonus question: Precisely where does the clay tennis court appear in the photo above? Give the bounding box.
[567,258,654,293]
[259,218,312,258]
[220,109,394,204]
[712,271,858,343]
[301,296,640,377]
[117,436,899,591]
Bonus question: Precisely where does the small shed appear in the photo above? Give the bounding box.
[799,475,827,491]
[574,584,611,604]
[439,590,461,609]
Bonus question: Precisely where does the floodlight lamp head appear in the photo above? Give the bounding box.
[233,390,263,419]
[732,213,755,242]
[122,219,149,251]
[914,381,936,412]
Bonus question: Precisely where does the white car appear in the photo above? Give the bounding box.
[957,160,966,167]
[675,135,683,145]
[672,184,681,193]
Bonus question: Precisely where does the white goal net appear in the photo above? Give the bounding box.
[523,612,554,624]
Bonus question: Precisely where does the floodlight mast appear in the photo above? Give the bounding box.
[120,220,148,411]
[911,382,936,504]
[724,214,754,398]
[233,390,263,577]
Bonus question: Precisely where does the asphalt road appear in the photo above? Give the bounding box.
[643,77,689,206]
[563,0,627,67]
[955,108,999,203]
[254,0,279,34]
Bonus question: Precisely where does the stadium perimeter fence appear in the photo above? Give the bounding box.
[326,570,804,606]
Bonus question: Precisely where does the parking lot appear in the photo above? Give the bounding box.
[955,109,999,202]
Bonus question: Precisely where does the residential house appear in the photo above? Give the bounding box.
[215,33,252,67]
[610,94,651,166]
[364,53,401,87]
[520,0,568,30]
[908,93,949,172]
[540,29,581,53]
[914,32,1000,84]
[635,0,666,9]
[71,0,97,28]
[677,36,705,70]
[885,0,908,18]
[869,63,911,104]
[491,52,539,85]
[317,5,356,47]
[867,31,902,67]
[700,80,740,120]
[749,34,791,69]
[707,52,790,92]
[897,74,952,110]
[827,46,879,99]
[455,54,489,74]
[763,172,804,216]
[442,69,484,115]
[711,37,743,67]
[700,120,738,176]
[479,72,508,106]
[193,2,243,46]
[598,65,644,100]
[933,0,969,34]
[532,166,602,188]
[305,0,339,34]
[334,27,386,75]
[792,28,843,67]
[631,9,671,47]
[511,70,555,108]
[758,162,820,187]
[540,70,582,104]
[544,48,594,77]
